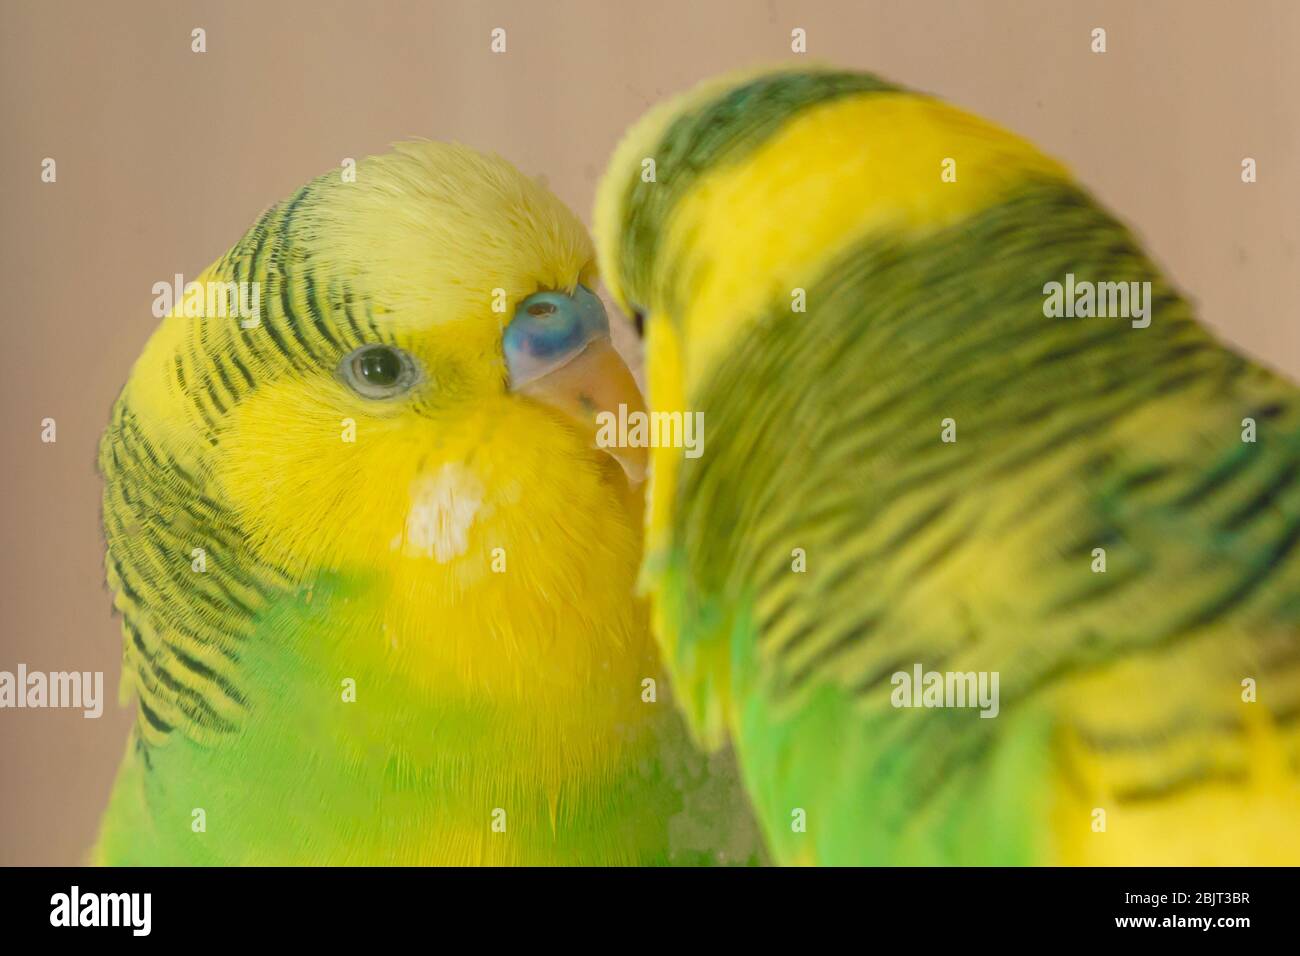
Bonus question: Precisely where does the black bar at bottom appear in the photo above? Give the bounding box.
[0,866,1282,941]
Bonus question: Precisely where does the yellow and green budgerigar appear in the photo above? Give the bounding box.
[594,66,1300,865]
[95,141,755,865]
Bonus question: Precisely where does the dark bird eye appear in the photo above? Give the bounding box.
[357,348,402,385]
[631,308,646,338]
[340,345,419,398]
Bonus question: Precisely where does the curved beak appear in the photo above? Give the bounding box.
[506,289,648,484]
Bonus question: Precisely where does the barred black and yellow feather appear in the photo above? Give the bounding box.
[95,142,754,865]
[99,177,362,747]
[595,68,1300,864]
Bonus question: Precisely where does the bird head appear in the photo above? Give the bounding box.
[115,142,652,698]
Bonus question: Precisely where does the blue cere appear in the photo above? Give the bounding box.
[504,285,610,384]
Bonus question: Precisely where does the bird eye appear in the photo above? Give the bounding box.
[339,345,419,399]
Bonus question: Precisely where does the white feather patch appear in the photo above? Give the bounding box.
[401,464,484,562]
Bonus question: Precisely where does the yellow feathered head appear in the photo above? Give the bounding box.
[109,142,651,697]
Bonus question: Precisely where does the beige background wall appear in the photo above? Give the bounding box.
[1,0,1296,865]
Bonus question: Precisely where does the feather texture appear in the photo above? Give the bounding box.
[595,67,1300,864]
[97,142,754,865]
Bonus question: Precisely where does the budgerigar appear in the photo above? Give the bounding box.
[95,142,750,865]
[594,66,1300,865]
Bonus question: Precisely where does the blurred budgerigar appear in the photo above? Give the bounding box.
[595,66,1300,865]
[95,142,748,865]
